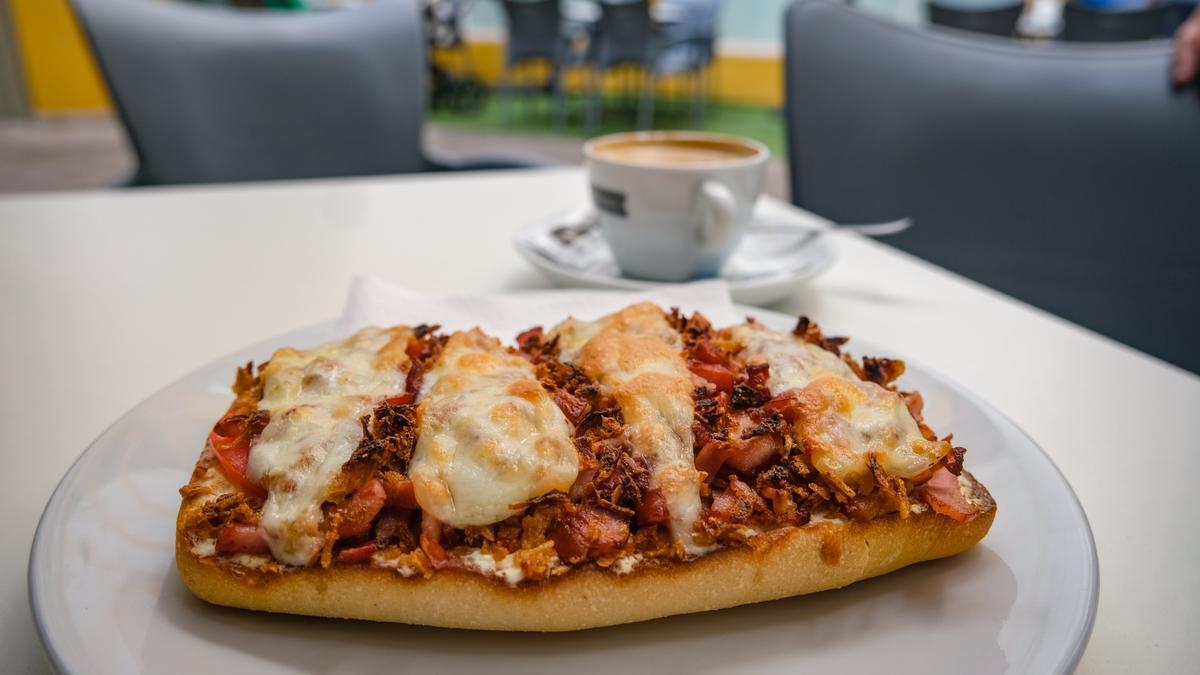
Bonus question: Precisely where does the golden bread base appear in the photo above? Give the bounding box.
[176,482,995,631]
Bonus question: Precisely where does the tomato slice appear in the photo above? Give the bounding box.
[690,339,728,365]
[208,417,267,500]
[689,362,736,393]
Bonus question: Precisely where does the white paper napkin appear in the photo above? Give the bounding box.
[337,276,741,340]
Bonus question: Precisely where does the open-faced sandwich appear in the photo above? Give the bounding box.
[177,303,995,630]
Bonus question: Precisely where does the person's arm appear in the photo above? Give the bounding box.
[1173,7,1200,85]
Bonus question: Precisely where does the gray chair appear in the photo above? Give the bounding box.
[785,0,1200,372]
[585,0,656,129]
[499,0,565,123]
[1062,3,1171,42]
[638,0,723,128]
[927,2,1023,37]
[71,0,535,186]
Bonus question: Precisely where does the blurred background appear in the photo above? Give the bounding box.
[0,0,1197,373]
[4,0,1194,197]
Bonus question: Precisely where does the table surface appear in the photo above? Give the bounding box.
[2,168,1197,673]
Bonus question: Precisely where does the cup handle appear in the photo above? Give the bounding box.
[698,180,737,250]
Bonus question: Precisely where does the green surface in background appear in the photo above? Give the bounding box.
[428,92,787,157]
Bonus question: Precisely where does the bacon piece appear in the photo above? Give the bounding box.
[405,336,430,362]
[379,472,420,509]
[373,508,418,551]
[745,362,770,391]
[552,387,591,425]
[725,433,784,474]
[568,466,598,500]
[862,356,906,386]
[842,491,893,522]
[697,432,783,479]
[550,507,630,564]
[709,475,769,524]
[420,510,449,568]
[591,449,651,514]
[763,391,803,423]
[731,384,769,409]
[689,362,736,393]
[515,326,544,352]
[214,522,270,555]
[921,467,977,523]
[332,479,386,540]
[695,440,733,479]
[335,542,377,564]
[793,316,848,354]
[635,489,669,525]
[550,517,588,563]
[944,446,966,476]
[383,392,415,407]
[904,390,925,421]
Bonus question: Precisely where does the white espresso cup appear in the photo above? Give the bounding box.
[584,131,769,282]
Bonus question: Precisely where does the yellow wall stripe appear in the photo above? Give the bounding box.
[452,40,783,107]
[10,0,111,112]
[8,8,781,114]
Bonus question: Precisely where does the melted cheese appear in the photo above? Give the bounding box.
[409,329,578,528]
[726,321,855,395]
[246,326,412,566]
[553,301,682,363]
[728,322,946,493]
[460,549,528,586]
[794,377,947,492]
[550,303,705,556]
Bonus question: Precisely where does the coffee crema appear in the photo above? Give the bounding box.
[591,137,760,167]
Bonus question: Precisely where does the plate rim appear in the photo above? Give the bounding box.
[878,343,1100,674]
[28,303,1099,674]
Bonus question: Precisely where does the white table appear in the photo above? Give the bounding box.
[2,168,1197,673]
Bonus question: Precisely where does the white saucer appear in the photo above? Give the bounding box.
[29,300,1097,675]
[513,201,836,306]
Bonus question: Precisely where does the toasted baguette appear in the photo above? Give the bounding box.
[176,473,995,631]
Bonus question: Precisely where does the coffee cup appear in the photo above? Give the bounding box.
[583,131,769,282]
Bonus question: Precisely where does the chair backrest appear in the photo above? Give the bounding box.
[662,0,722,56]
[1062,3,1170,42]
[592,0,654,69]
[927,2,1023,37]
[72,0,428,186]
[785,0,1200,372]
[662,0,722,30]
[501,0,561,65]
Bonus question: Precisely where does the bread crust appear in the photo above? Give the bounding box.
[176,480,995,631]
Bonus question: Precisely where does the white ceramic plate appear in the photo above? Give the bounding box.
[513,205,836,307]
[29,306,1097,675]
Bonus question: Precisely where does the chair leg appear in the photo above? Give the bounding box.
[586,68,603,132]
[500,64,515,125]
[638,70,657,130]
[552,63,568,130]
